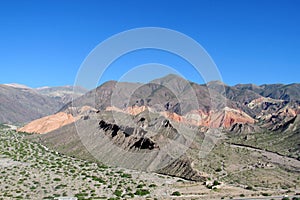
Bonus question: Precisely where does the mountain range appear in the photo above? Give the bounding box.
[54,74,300,132]
[15,74,300,182]
[0,84,87,124]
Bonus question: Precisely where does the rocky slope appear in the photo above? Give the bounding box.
[35,85,88,104]
[56,75,299,132]
[0,84,63,124]
[17,112,77,134]
[17,74,300,181]
[0,84,87,124]
[31,109,206,181]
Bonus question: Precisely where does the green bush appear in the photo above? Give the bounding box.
[136,184,144,188]
[113,189,122,197]
[135,189,150,196]
[120,173,132,178]
[213,180,220,186]
[245,185,253,190]
[149,184,157,188]
[215,167,222,172]
[171,191,181,196]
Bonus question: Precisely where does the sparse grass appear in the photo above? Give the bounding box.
[135,189,150,196]
[0,126,298,199]
[0,127,173,199]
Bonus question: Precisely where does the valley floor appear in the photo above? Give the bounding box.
[0,126,299,200]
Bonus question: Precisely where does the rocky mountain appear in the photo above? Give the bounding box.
[18,74,300,181]
[28,109,207,181]
[35,85,88,104]
[20,74,300,139]
[58,75,299,131]
[0,84,87,124]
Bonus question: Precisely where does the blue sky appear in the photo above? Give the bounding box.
[0,0,299,89]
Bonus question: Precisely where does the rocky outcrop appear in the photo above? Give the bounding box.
[157,156,206,181]
[271,115,300,132]
[229,123,262,134]
[98,119,159,151]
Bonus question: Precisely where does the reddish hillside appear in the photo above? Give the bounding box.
[18,112,77,134]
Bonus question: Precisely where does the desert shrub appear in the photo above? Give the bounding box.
[113,189,122,197]
[246,185,253,190]
[135,189,150,196]
[53,178,61,181]
[213,180,220,186]
[136,184,144,188]
[206,185,213,189]
[126,193,134,198]
[149,184,157,188]
[75,193,88,198]
[215,167,222,172]
[171,191,181,196]
[92,176,106,184]
[120,173,132,178]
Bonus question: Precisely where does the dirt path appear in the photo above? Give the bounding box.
[229,143,300,172]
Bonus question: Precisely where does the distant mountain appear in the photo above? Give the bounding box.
[0,84,87,124]
[58,75,299,130]
[35,85,88,104]
[233,83,300,101]
[3,83,31,89]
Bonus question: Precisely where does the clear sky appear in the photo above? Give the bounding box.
[0,0,299,89]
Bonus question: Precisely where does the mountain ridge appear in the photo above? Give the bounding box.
[17,74,300,183]
[0,84,87,124]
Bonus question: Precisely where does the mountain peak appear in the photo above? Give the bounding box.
[3,83,31,89]
[150,74,186,84]
[207,80,225,85]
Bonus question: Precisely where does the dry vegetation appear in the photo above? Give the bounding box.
[1,125,299,200]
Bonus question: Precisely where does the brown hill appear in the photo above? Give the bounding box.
[17,112,77,134]
[0,84,63,124]
[0,84,87,124]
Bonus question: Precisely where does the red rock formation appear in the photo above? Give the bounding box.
[17,112,77,134]
[125,105,148,115]
[19,105,257,135]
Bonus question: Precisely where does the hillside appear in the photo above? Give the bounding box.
[0,84,87,124]
[35,85,88,104]
[18,75,300,189]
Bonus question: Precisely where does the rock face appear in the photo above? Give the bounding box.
[229,123,262,134]
[157,156,205,181]
[98,119,159,150]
